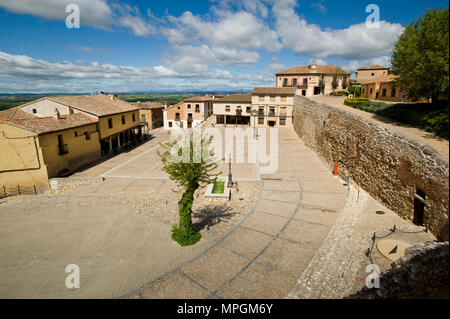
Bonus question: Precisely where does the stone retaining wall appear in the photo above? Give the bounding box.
[293,96,449,240]
[347,241,449,299]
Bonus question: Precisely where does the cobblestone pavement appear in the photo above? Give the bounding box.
[0,126,434,299]
[121,128,350,299]
[310,95,449,160]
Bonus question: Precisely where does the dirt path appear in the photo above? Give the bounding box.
[310,96,449,160]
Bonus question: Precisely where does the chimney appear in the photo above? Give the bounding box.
[109,93,114,101]
[54,108,61,119]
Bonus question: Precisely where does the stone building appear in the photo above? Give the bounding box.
[275,63,350,96]
[355,64,390,85]
[361,74,419,102]
[133,102,164,131]
[19,94,144,156]
[213,93,252,126]
[251,87,296,127]
[163,95,215,129]
[0,107,101,191]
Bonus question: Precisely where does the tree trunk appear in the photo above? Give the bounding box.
[178,184,198,231]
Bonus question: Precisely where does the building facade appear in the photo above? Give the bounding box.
[0,108,101,191]
[361,74,412,102]
[355,64,390,85]
[19,94,144,156]
[275,63,350,97]
[133,102,164,131]
[213,93,252,126]
[163,95,215,129]
[251,87,296,127]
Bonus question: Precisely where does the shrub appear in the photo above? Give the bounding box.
[344,97,369,107]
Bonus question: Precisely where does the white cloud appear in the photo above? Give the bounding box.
[165,10,282,52]
[272,0,403,59]
[0,0,155,37]
[340,56,392,74]
[268,57,284,71]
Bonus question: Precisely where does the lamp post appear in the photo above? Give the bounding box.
[227,154,233,188]
[251,109,258,140]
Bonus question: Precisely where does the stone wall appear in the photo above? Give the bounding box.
[347,241,449,299]
[293,96,449,240]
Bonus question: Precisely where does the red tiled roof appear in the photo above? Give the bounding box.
[363,74,398,85]
[214,93,252,103]
[183,95,215,102]
[357,64,389,70]
[1,110,97,135]
[252,87,297,95]
[48,94,139,117]
[132,101,164,109]
[276,64,350,75]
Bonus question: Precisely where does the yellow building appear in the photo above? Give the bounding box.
[19,93,144,156]
[356,64,390,85]
[0,108,101,194]
[133,102,164,132]
[361,74,420,102]
[276,63,350,96]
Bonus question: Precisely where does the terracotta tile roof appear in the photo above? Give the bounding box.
[183,95,215,102]
[363,74,398,85]
[357,64,390,70]
[252,87,297,95]
[3,113,97,134]
[132,101,164,109]
[214,93,252,103]
[48,94,139,117]
[276,64,350,75]
[0,107,36,121]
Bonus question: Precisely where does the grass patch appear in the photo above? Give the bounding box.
[345,100,449,139]
[212,180,225,194]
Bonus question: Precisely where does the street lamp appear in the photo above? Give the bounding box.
[251,109,258,139]
[227,154,233,188]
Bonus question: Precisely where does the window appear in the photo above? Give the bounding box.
[370,88,373,94]
[195,104,200,112]
[225,105,231,112]
[246,106,251,113]
[258,117,264,124]
[280,107,287,116]
[382,88,387,97]
[302,90,306,96]
[362,88,365,94]
[84,132,91,140]
[236,106,242,115]
[58,135,68,155]
[32,108,37,114]
[258,107,264,116]
[391,88,396,97]
[371,73,375,76]
[168,122,173,127]
[108,118,113,129]
[132,113,136,122]
[293,78,297,86]
[259,96,264,102]
[141,114,146,122]
[268,107,275,116]
[283,78,287,86]
[74,131,78,137]
[121,115,125,125]
[279,118,286,126]
[187,104,191,109]
[175,113,180,121]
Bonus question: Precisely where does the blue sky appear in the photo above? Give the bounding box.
[0,0,448,93]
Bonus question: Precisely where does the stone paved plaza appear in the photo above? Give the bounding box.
[0,127,435,298]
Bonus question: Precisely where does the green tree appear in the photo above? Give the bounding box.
[391,8,449,104]
[158,132,219,246]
